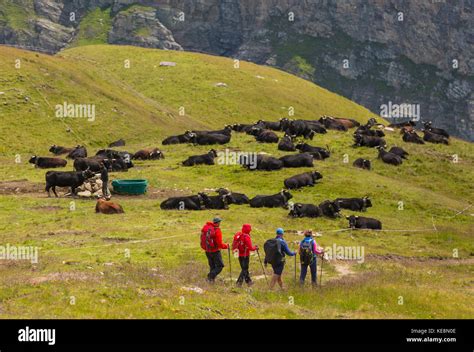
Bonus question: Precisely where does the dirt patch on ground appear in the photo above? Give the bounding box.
[29,205,63,212]
[101,237,133,243]
[28,271,99,285]
[366,254,474,264]
[42,229,90,236]
[0,179,44,195]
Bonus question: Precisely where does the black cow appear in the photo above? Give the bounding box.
[424,122,449,138]
[422,130,449,145]
[403,131,425,144]
[278,134,296,151]
[279,153,314,168]
[251,128,279,143]
[73,157,106,172]
[95,149,134,169]
[353,134,386,148]
[319,200,341,218]
[182,150,218,166]
[132,148,164,160]
[250,190,293,208]
[353,158,371,170]
[49,145,74,155]
[377,147,403,166]
[295,143,330,160]
[335,197,372,212]
[280,119,316,139]
[355,125,385,137]
[389,147,409,159]
[199,193,229,210]
[186,132,230,145]
[45,169,95,197]
[67,145,87,159]
[189,126,232,137]
[347,215,382,230]
[160,195,204,210]
[29,156,67,169]
[231,123,254,133]
[288,203,322,218]
[216,188,250,205]
[284,171,322,189]
[255,120,281,131]
[240,154,283,171]
[162,133,192,145]
[109,139,125,147]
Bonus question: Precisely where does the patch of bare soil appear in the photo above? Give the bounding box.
[101,237,132,243]
[366,254,474,264]
[28,272,99,285]
[42,229,90,236]
[29,205,63,212]
[0,179,43,195]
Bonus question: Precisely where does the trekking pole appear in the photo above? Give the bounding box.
[227,247,232,282]
[319,254,324,287]
[294,253,297,284]
[256,249,267,284]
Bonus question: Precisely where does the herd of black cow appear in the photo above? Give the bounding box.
[27,115,450,230]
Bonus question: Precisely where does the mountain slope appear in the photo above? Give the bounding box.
[0,45,472,319]
[0,44,378,154]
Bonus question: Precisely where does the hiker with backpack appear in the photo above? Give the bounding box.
[232,224,258,287]
[299,230,324,287]
[200,217,229,283]
[264,228,296,290]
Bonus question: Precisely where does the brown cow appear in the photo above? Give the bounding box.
[132,148,164,160]
[95,197,124,214]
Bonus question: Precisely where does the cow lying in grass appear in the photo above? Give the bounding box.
[95,197,124,214]
[347,215,382,230]
[29,156,67,169]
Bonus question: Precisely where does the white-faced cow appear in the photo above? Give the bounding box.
[132,148,164,160]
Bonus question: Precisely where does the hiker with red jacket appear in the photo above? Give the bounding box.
[232,224,258,287]
[200,217,228,283]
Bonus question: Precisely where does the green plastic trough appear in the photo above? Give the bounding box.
[112,179,148,195]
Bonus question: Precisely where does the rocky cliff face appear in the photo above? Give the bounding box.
[1,0,472,140]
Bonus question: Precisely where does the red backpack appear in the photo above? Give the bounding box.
[201,224,217,251]
[232,232,247,252]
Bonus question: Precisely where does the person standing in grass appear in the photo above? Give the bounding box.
[200,217,228,283]
[264,228,296,290]
[100,163,110,200]
[299,230,324,287]
[232,224,258,287]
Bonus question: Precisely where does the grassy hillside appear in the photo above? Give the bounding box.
[0,45,473,319]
